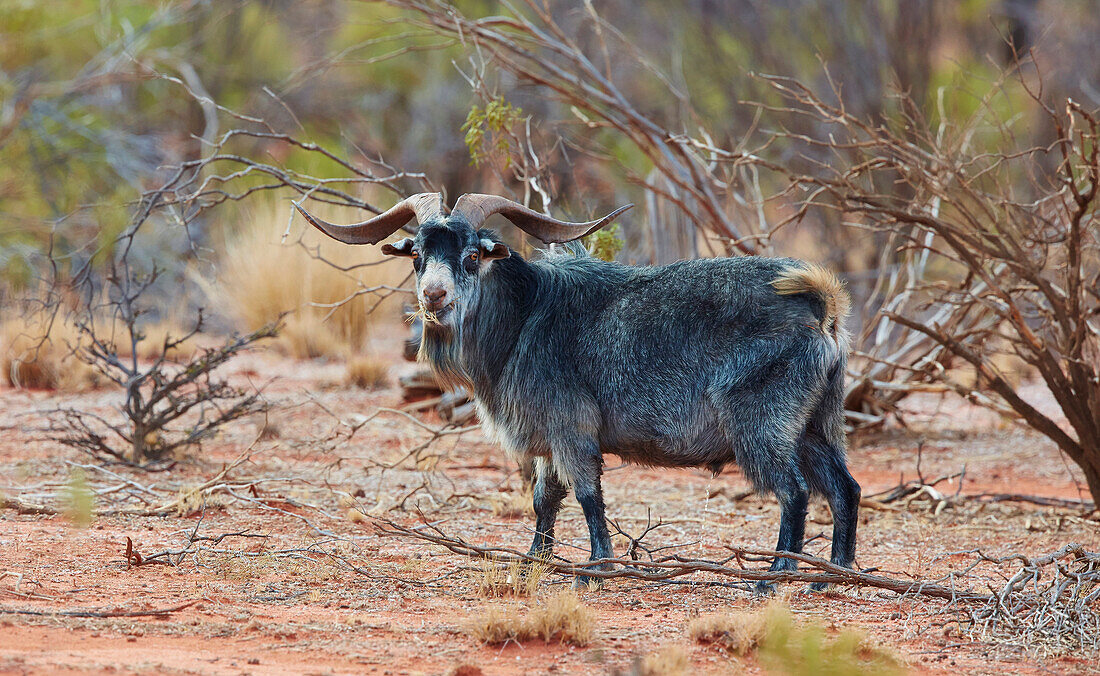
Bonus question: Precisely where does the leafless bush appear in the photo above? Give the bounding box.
[743,68,1100,500]
[966,544,1100,656]
[380,0,968,425]
[52,260,276,468]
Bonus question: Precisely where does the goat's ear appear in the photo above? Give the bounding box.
[479,238,510,261]
[380,237,415,257]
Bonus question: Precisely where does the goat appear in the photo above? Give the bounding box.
[295,192,861,591]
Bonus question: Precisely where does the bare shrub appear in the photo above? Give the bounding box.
[214,198,405,359]
[750,72,1100,501]
[52,258,276,467]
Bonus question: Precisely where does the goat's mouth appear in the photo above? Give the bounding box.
[417,300,457,325]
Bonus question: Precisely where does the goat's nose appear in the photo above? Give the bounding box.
[423,286,447,309]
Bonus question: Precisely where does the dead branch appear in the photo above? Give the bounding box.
[370,514,991,602]
[0,600,199,618]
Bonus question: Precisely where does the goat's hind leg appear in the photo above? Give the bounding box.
[802,432,861,591]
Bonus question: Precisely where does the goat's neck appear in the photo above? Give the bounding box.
[458,255,538,397]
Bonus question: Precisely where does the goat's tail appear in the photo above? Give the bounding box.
[771,264,851,339]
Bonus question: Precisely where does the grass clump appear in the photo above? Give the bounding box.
[687,606,770,656]
[213,198,402,359]
[0,315,99,391]
[636,645,690,676]
[345,354,390,389]
[467,590,595,646]
[688,603,904,675]
[475,558,549,598]
[486,485,534,518]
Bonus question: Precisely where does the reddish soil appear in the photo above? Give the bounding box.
[1,326,1098,675]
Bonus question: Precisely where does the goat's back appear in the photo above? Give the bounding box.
[516,255,846,472]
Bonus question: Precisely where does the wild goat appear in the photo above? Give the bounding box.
[296,193,860,590]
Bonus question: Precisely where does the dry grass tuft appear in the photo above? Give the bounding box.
[687,606,769,656]
[467,604,531,645]
[637,645,690,676]
[0,316,99,391]
[212,198,404,359]
[486,485,534,518]
[467,591,595,646]
[345,354,390,389]
[526,590,595,645]
[475,558,548,598]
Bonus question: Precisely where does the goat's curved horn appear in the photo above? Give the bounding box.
[451,194,632,244]
[293,192,445,245]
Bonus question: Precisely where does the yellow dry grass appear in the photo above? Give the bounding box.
[638,645,690,676]
[345,354,390,389]
[687,606,770,656]
[474,557,549,598]
[467,590,595,646]
[688,603,905,674]
[0,315,99,391]
[486,485,535,518]
[212,198,405,359]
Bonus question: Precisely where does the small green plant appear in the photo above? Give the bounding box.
[758,605,904,676]
[66,468,94,527]
[585,223,625,262]
[689,603,905,675]
[462,97,524,167]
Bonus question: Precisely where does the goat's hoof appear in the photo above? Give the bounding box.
[753,580,778,596]
[808,581,831,593]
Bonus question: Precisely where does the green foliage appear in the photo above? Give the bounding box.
[586,224,625,262]
[462,97,524,167]
[758,605,904,676]
[65,467,94,527]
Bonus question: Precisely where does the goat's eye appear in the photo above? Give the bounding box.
[463,252,479,273]
[468,253,479,263]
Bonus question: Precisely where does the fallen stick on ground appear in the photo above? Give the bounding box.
[371,515,993,602]
[975,493,1095,511]
[0,495,58,515]
[0,599,199,618]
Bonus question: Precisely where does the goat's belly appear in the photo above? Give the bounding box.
[601,422,731,469]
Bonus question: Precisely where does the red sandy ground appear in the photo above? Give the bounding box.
[1,328,1098,675]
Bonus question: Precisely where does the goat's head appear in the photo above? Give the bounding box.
[294,193,631,330]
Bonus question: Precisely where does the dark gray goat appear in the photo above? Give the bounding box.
[296,192,860,590]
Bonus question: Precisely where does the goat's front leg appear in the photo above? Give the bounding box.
[569,450,614,589]
[528,457,567,559]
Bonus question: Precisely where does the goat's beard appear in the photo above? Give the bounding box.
[418,311,473,392]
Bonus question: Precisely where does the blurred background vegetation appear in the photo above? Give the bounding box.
[4,0,1096,291]
[2,1,1098,432]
